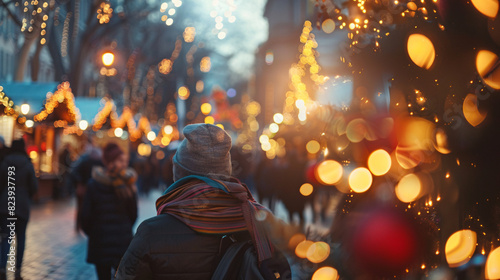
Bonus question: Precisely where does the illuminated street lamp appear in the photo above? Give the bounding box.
[21,103,30,115]
[102,52,115,67]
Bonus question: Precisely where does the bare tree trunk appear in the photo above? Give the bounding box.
[15,33,39,81]
[31,42,44,81]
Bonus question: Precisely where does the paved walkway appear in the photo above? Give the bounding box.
[6,191,159,280]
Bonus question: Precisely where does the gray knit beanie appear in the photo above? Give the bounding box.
[173,123,232,181]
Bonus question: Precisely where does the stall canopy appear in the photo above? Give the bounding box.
[74,97,102,123]
[1,82,59,115]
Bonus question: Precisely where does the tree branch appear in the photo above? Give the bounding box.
[1,0,22,27]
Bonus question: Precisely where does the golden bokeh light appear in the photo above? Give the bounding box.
[471,0,499,18]
[476,50,500,89]
[178,86,190,100]
[273,113,284,124]
[246,101,261,116]
[295,240,314,259]
[147,131,156,141]
[196,80,204,92]
[300,183,314,196]
[346,118,368,143]
[348,167,372,193]
[322,19,336,34]
[395,173,422,203]
[161,137,171,146]
[367,149,391,176]
[306,140,321,154]
[312,267,339,280]
[445,230,477,268]
[288,233,307,250]
[307,242,331,263]
[204,116,215,124]
[407,34,435,70]
[200,56,211,72]
[163,125,173,135]
[485,246,500,279]
[102,52,115,67]
[200,103,212,115]
[29,151,38,159]
[316,160,343,185]
[138,143,151,157]
[434,128,451,154]
[463,93,487,127]
[114,127,123,138]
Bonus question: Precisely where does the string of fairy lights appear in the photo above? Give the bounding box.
[17,0,50,45]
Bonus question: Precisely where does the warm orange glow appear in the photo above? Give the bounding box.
[322,19,335,34]
[307,242,331,263]
[445,230,477,268]
[306,140,321,154]
[407,34,435,69]
[295,240,314,258]
[316,160,343,185]
[485,246,500,279]
[463,94,487,127]
[102,52,114,66]
[138,143,152,157]
[178,86,190,100]
[471,0,499,18]
[300,183,314,196]
[367,149,391,176]
[196,80,204,92]
[312,267,339,280]
[395,174,421,203]
[200,103,212,115]
[434,128,451,154]
[476,50,500,89]
[288,233,307,250]
[204,116,215,124]
[346,118,369,143]
[348,168,372,193]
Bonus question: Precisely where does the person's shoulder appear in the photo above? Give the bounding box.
[138,213,191,234]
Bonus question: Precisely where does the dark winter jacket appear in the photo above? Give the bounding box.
[114,213,224,280]
[80,170,137,265]
[0,153,38,220]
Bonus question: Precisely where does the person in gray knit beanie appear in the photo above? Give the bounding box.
[173,123,232,181]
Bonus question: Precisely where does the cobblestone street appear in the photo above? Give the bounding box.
[5,191,159,280]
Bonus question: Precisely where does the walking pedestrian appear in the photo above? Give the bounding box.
[71,140,103,232]
[80,143,137,280]
[0,139,38,280]
[115,123,290,280]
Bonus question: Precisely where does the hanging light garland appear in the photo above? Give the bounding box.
[34,82,79,125]
[0,87,17,117]
[92,98,116,131]
[97,1,113,24]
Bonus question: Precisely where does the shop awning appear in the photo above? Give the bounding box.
[74,97,102,123]
[0,82,59,114]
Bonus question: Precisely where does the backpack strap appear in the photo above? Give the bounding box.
[211,240,252,280]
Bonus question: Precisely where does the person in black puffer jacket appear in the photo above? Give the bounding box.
[115,124,291,280]
[80,143,137,280]
[0,139,38,280]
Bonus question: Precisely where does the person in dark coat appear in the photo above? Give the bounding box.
[71,143,103,232]
[0,139,38,280]
[80,143,137,280]
[115,124,290,280]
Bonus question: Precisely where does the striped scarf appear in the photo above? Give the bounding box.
[156,175,273,262]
